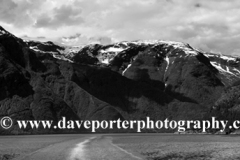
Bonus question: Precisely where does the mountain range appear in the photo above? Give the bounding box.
[0,26,240,134]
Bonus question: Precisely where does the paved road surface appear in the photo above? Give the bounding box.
[15,135,142,160]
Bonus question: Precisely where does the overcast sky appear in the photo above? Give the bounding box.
[1,0,240,55]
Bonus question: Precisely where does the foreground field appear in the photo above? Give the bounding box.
[0,134,90,160]
[0,134,240,160]
[112,134,240,160]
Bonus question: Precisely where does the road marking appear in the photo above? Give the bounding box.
[69,136,143,160]
[69,137,95,160]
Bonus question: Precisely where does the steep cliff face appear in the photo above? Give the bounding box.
[1,26,240,134]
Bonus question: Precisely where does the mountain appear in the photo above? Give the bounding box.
[1,26,240,134]
[28,39,240,85]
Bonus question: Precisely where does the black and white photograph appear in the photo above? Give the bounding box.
[1,0,240,159]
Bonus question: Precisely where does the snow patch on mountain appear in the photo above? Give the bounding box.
[52,54,73,63]
[233,68,240,74]
[165,56,170,72]
[58,46,82,58]
[130,40,198,56]
[100,58,110,64]
[0,30,7,35]
[29,46,73,63]
[30,46,42,52]
[93,40,199,65]
[122,64,132,76]
[100,47,125,53]
[210,62,237,76]
[204,53,237,62]
[164,56,170,87]
[98,47,127,64]
[220,55,236,61]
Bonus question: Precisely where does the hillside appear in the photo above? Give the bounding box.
[1,26,240,134]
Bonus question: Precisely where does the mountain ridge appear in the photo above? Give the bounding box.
[25,37,240,84]
[1,26,240,134]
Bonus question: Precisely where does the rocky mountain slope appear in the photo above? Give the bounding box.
[1,26,240,134]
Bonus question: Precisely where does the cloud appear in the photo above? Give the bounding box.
[0,0,46,27]
[60,33,112,46]
[0,0,17,23]
[34,5,84,28]
[89,36,112,45]
[0,0,240,55]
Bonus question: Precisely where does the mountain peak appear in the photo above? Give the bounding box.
[0,26,14,38]
[132,40,199,55]
[0,25,5,30]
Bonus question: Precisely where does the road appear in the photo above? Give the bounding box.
[15,135,143,160]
